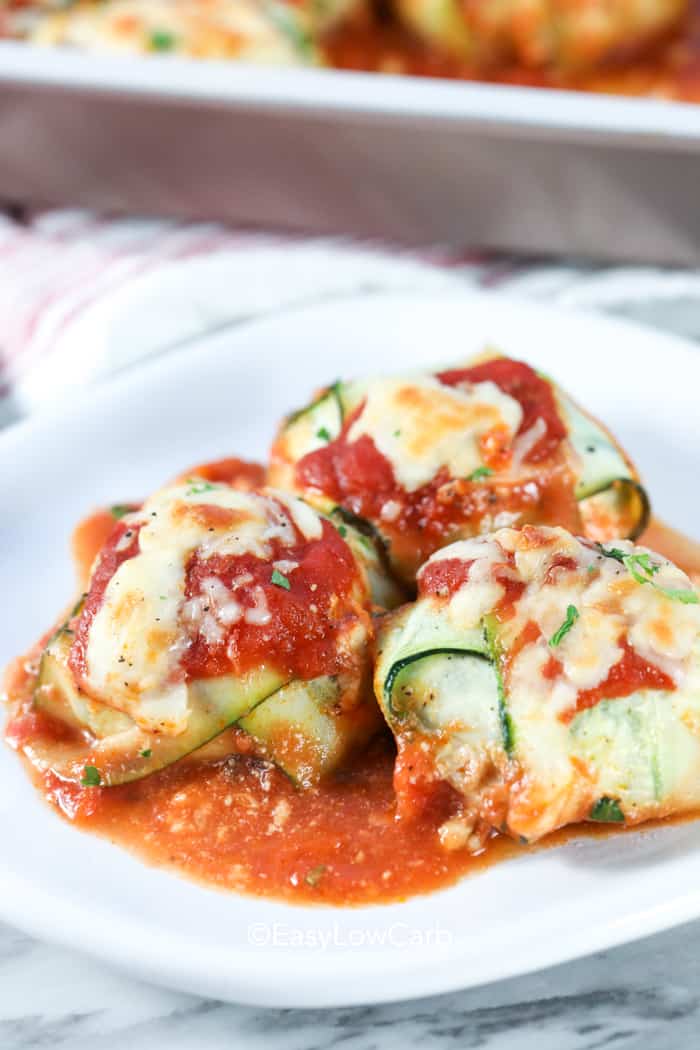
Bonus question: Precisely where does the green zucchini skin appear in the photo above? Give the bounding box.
[330,507,406,610]
[558,391,650,541]
[31,626,291,786]
[30,632,376,788]
[240,673,381,787]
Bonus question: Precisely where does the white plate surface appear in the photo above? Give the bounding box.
[1,291,700,1008]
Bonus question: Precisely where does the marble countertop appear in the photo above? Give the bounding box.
[2,918,700,1050]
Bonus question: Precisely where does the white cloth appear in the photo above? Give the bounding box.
[2,209,699,429]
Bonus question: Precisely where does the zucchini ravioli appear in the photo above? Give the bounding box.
[8,481,393,790]
[270,355,649,587]
[376,525,700,845]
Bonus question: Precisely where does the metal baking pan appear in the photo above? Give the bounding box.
[1,40,700,263]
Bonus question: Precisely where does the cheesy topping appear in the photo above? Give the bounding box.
[82,483,326,732]
[346,375,523,492]
[420,526,700,700]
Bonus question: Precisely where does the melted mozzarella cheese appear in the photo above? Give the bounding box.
[83,483,323,732]
[426,526,700,696]
[346,375,523,492]
[424,538,509,630]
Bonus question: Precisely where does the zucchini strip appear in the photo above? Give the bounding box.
[240,674,381,787]
[282,381,345,459]
[30,634,289,785]
[31,626,377,788]
[559,392,650,540]
[377,603,501,747]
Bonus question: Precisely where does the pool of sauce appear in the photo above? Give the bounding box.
[4,502,700,906]
[326,3,700,101]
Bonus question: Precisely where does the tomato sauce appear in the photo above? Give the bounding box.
[564,637,676,721]
[182,517,364,681]
[438,360,567,464]
[69,520,142,681]
[3,512,700,906]
[69,467,364,687]
[325,4,700,102]
[174,457,266,490]
[418,556,475,597]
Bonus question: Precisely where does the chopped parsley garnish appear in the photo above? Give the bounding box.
[623,552,660,585]
[271,569,291,590]
[596,543,699,604]
[81,765,102,787]
[110,504,132,520]
[657,587,700,605]
[149,29,177,51]
[549,605,579,647]
[467,467,493,482]
[304,864,327,887]
[140,749,152,759]
[589,797,625,823]
[185,480,216,497]
[337,524,347,538]
[393,429,401,438]
[316,426,331,443]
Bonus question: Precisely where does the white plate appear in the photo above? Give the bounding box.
[1,291,700,1008]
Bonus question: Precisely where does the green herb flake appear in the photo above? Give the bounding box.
[271,569,291,590]
[110,504,132,520]
[304,864,327,887]
[337,525,348,538]
[549,605,579,647]
[467,466,493,482]
[393,429,401,438]
[81,765,102,787]
[185,480,216,497]
[589,797,625,823]
[140,749,152,759]
[597,544,698,604]
[624,552,660,585]
[657,587,700,605]
[149,29,177,51]
[316,426,331,443]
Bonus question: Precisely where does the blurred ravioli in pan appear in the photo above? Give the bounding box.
[394,0,688,72]
[270,354,649,588]
[23,0,364,63]
[375,525,700,845]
